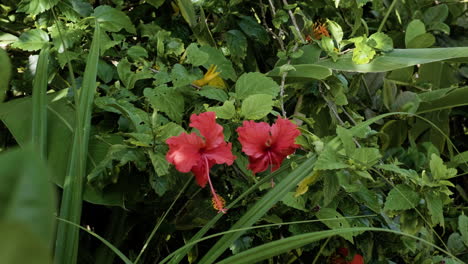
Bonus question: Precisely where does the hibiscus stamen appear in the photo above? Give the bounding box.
[205,157,228,214]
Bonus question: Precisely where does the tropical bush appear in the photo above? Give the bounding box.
[0,0,468,263]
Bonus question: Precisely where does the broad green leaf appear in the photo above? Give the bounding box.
[176,0,197,28]
[405,20,426,47]
[382,80,397,110]
[241,94,273,120]
[407,33,435,49]
[0,49,11,102]
[0,146,55,247]
[294,170,320,197]
[425,191,444,228]
[428,22,450,35]
[230,236,253,255]
[423,4,448,24]
[206,100,235,119]
[156,122,185,141]
[336,126,355,155]
[200,46,236,81]
[417,87,468,114]
[352,38,376,64]
[148,151,170,177]
[17,0,59,15]
[238,16,268,44]
[127,45,148,60]
[144,86,184,123]
[459,214,468,247]
[0,221,52,264]
[171,63,198,87]
[429,154,457,181]
[147,0,165,8]
[354,188,381,213]
[447,233,466,255]
[117,59,152,89]
[186,43,209,66]
[323,173,340,206]
[11,29,49,51]
[450,151,468,167]
[0,33,18,46]
[392,91,420,113]
[384,184,419,211]
[327,20,343,46]
[92,5,136,34]
[316,47,468,73]
[225,30,247,59]
[316,208,353,242]
[367,32,393,52]
[268,64,332,80]
[197,87,228,102]
[235,72,279,100]
[350,148,381,168]
[97,60,114,83]
[281,192,307,211]
[315,145,349,170]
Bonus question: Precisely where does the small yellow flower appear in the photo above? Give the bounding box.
[192,65,226,89]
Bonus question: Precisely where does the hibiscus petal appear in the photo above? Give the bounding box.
[236,120,270,158]
[191,160,210,187]
[270,117,300,156]
[190,112,225,148]
[247,155,270,174]
[166,132,204,173]
[204,142,236,165]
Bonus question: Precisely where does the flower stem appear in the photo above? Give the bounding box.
[205,157,227,214]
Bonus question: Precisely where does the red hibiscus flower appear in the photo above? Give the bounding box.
[236,117,300,175]
[166,112,235,213]
[348,254,364,264]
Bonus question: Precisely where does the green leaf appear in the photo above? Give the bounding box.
[117,59,152,89]
[11,29,49,51]
[423,4,448,24]
[144,86,184,123]
[392,91,421,113]
[170,63,198,87]
[429,154,457,181]
[147,0,165,8]
[235,72,279,100]
[281,192,307,211]
[337,126,356,155]
[206,100,235,119]
[407,33,435,49]
[367,32,393,52]
[417,87,468,114]
[405,19,426,47]
[186,43,209,66]
[0,146,56,247]
[315,145,349,170]
[323,172,340,206]
[92,5,136,34]
[18,0,59,15]
[425,191,444,228]
[447,233,466,255]
[384,184,419,211]
[350,148,381,168]
[225,30,247,59]
[230,237,253,255]
[327,20,343,46]
[316,47,468,73]
[241,94,273,120]
[197,87,228,102]
[429,22,450,35]
[199,46,236,81]
[156,122,185,141]
[0,221,52,264]
[0,49,11,102]
[352,38,376,64]
[459,214,468,247]
[127,45,148,60]
[148,151,170,177]
[176,0,197,28]
[238,16,269,44]
[316,208,353,242]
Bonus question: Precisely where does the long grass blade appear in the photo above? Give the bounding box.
[216,227,463,264]
[197,155,316,264]
[54,22,100,264]
[31,45,49,158]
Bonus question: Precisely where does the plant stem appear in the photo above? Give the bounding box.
[377,0,399,32]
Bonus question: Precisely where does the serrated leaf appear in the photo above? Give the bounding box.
[199,46,236,81]
[148,151,170,176]
[323,172,340,206]
[281,192,307,211]
[186,43,209,66]
[225,30,247,59]
[352,39,376,64]
[350,147,381,168]
[384,184,419,211]
[206,100,235,119]
[144,86,184,123]
[315,145,349,170]
[425,191,444,228]
[459,214,468,247]
[235,72,280,100]
[18,0,59,15]
[11,29,49,51]
[429,154,457,181]
[316,208,353,242]
[241,94,273,120]
[117,59,152,89]
[367,32,393,52]
[337,126,355,155]
[92,5,136,34]
[238,16,269,45]
[197,87,228,102]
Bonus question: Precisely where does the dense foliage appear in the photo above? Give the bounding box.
[0,0,468,263]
